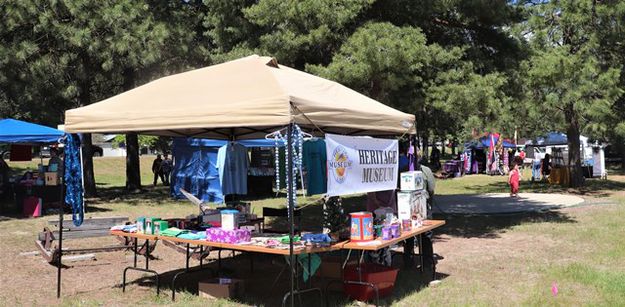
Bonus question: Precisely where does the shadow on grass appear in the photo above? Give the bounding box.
[88,185,175,207]
[432,210,576,239]
[123,247,441,307]
[462,176,625,198]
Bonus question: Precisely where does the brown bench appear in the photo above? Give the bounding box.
[35,216,138,263]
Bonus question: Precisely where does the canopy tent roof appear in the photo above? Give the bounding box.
[525,132,591,147]
[64,55,415,139]
[0,118,64,144]
[525,132,568,146]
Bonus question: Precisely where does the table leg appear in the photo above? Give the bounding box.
[417,234,424,273]
[133,237,138,268]
[404,236,415,268]
[145,239,150,270]
[335,249,380,307]
[281,256,323,307]
[199,246,203,268]
[342,280,379,307]
[171,244,215,301]
[342,249,352,270]
[123,238,160,296]
[282,287,323,307]
[218,249,222,272]
[171,243,190,301]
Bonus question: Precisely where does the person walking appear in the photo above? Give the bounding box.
[161,153,173,186]
[152,154,164,186]
[508,162,522,197]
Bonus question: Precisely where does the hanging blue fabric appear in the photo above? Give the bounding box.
[64,134,84,226]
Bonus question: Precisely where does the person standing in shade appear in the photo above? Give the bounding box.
[48,148,64,176]
[0,156,9,201]
[541,153,551,181]
[430,146,441,170]
[152,154,164,186]
[161,153,173,186]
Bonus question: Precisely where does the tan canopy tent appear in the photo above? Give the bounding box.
[63,55,416,305]
[64,55,415,138]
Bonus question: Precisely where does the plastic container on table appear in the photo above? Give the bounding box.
[343,263,399,301]
[381,226,392,240]
[221,209,240,231]
[390,224,400,238]
[350,212,374,242]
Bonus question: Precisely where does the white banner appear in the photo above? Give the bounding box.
[325,134,398,196]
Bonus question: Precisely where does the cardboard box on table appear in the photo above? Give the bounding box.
[198,278,244,299]
[44,172,60,186]
[399,171,424,191]
[397,191,428,222]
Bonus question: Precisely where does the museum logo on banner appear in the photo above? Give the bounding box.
[325,134,398,196]
[329,145,352,184]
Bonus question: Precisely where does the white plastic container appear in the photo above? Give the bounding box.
[400,171,424,191]
[221,210,240,230]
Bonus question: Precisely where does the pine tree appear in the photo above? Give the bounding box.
[520,0,624,187]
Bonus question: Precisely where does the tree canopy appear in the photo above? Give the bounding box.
[1,0,625,188]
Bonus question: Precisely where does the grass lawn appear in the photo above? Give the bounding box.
[1,157,624,306]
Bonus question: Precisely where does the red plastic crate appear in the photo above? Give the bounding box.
[343,263,399,301]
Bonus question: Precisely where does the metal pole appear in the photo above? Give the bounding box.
[287,123,295,307]
[57,142,66,299]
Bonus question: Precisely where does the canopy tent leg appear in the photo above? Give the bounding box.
[57,146,66,298]
[287,123,295,307]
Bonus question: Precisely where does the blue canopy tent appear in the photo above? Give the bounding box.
[0,119,82,300]
[0,118,64,144]
[464,134,516,150]
[478,133,516,148]
[171,138,283,203]
[526,132,568,146]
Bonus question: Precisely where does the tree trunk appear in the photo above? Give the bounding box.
[565,105,584,187]
[123,68,141,192]
[125,133,142,192]
[81,134,97,197]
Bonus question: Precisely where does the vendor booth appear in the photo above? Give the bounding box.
[64,55,443,305]
[0,118,65,215]
[462,133,516,175]
[171,137,283,203]
[525,132,603,182]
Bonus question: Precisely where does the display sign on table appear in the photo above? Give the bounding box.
[325,134,398,196]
